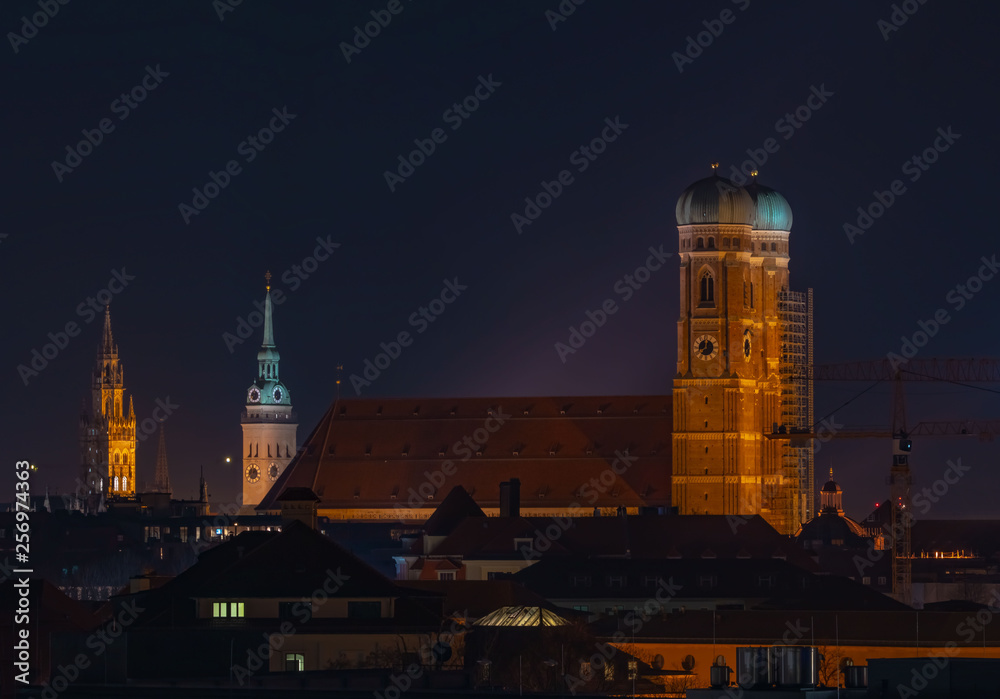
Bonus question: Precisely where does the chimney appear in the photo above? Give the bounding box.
[499,478,520,518]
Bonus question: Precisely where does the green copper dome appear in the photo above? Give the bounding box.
[744,179,793,231]
[675,173,755,226]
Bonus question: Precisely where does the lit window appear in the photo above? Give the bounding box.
[605,664,615,680]
[862,576,871,586]
[213,601,245,618]
[878,576,887,585]
[285,653,304,672]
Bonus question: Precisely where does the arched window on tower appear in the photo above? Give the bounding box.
[124,453,129,465]
[123,477,128,492]
[707,238,715,249]
[699,272,715,304]
[722,237,729,248]
[114,476,119,491]
[696,237,704,250]
[750,282,755,308]
[771,242,777,251]
[115,452,120,465]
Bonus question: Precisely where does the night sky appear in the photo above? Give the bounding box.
[4,0,999,518]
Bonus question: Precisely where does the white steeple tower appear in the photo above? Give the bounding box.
[240,272,298,510]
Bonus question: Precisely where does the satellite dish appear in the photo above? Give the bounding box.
[652,654,664,670]
[682,655,696,671]
[715,655,726,667]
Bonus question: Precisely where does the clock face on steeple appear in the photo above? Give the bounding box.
[273,386,283,402]
[268,462,279,480]
[695,334,719,360]
[245,464,260,483]
[743,329,752,359]
[248,387,261,403]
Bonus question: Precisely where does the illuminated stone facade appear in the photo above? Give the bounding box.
[79,308,137,499]
[672,166,808,534]
[241,279,297,510]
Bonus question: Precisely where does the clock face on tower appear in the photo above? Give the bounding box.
[268,463,279,480]
[743,329,752,359]
[273,386,283,402]
[694,334,719,361]
[245,464,260,483]
[248,387,261,403]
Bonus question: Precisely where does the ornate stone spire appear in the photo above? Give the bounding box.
[154,422,172,494]
[100,306,116,356]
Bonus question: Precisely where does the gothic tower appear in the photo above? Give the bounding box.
[79,307,137,499]
[240,273,297,510]
[153,422,172,494]
[671,164,797,533]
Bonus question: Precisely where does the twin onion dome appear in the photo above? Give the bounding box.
[675,166,793,231]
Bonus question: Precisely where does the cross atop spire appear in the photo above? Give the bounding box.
[265,270,272,290]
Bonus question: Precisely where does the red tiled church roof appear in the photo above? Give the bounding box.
[258,396,672,516]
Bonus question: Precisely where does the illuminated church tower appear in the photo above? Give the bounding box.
[671,164,805,534]
[240,273,297,510]
[79,308,137,499]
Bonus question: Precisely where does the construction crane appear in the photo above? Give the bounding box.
[770,357,1000,606]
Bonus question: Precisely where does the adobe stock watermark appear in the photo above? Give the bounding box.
[912,458,970,514]
[340,0,414,63]
[852,458,966,583]
[394,410,510,515]
[213,0,242,21]
[348,278,467,394]
[844,126,961,244]
[563,578,684,695]
[555,244,671,363]
[178,106,297,224]
[520,450,640,560]
[672,0,751,73]
[877,0,929,41]
[545,0,585,31]
[37,600,144,698]
[7,0,70,54]
[135,399,179,443]
[384,74,502,193]
[232,567,352,685]
[17,268,136,386]
[222,236,340,353]
[510,116,628,234]
[51,65,169,182]
[375,612,471,699]
[720,83,834,186]
[887,254,997,370]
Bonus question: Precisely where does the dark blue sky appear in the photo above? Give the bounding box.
[3,0,998,517]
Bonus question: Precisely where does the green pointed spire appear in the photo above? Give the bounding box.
[262,271,275,348]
